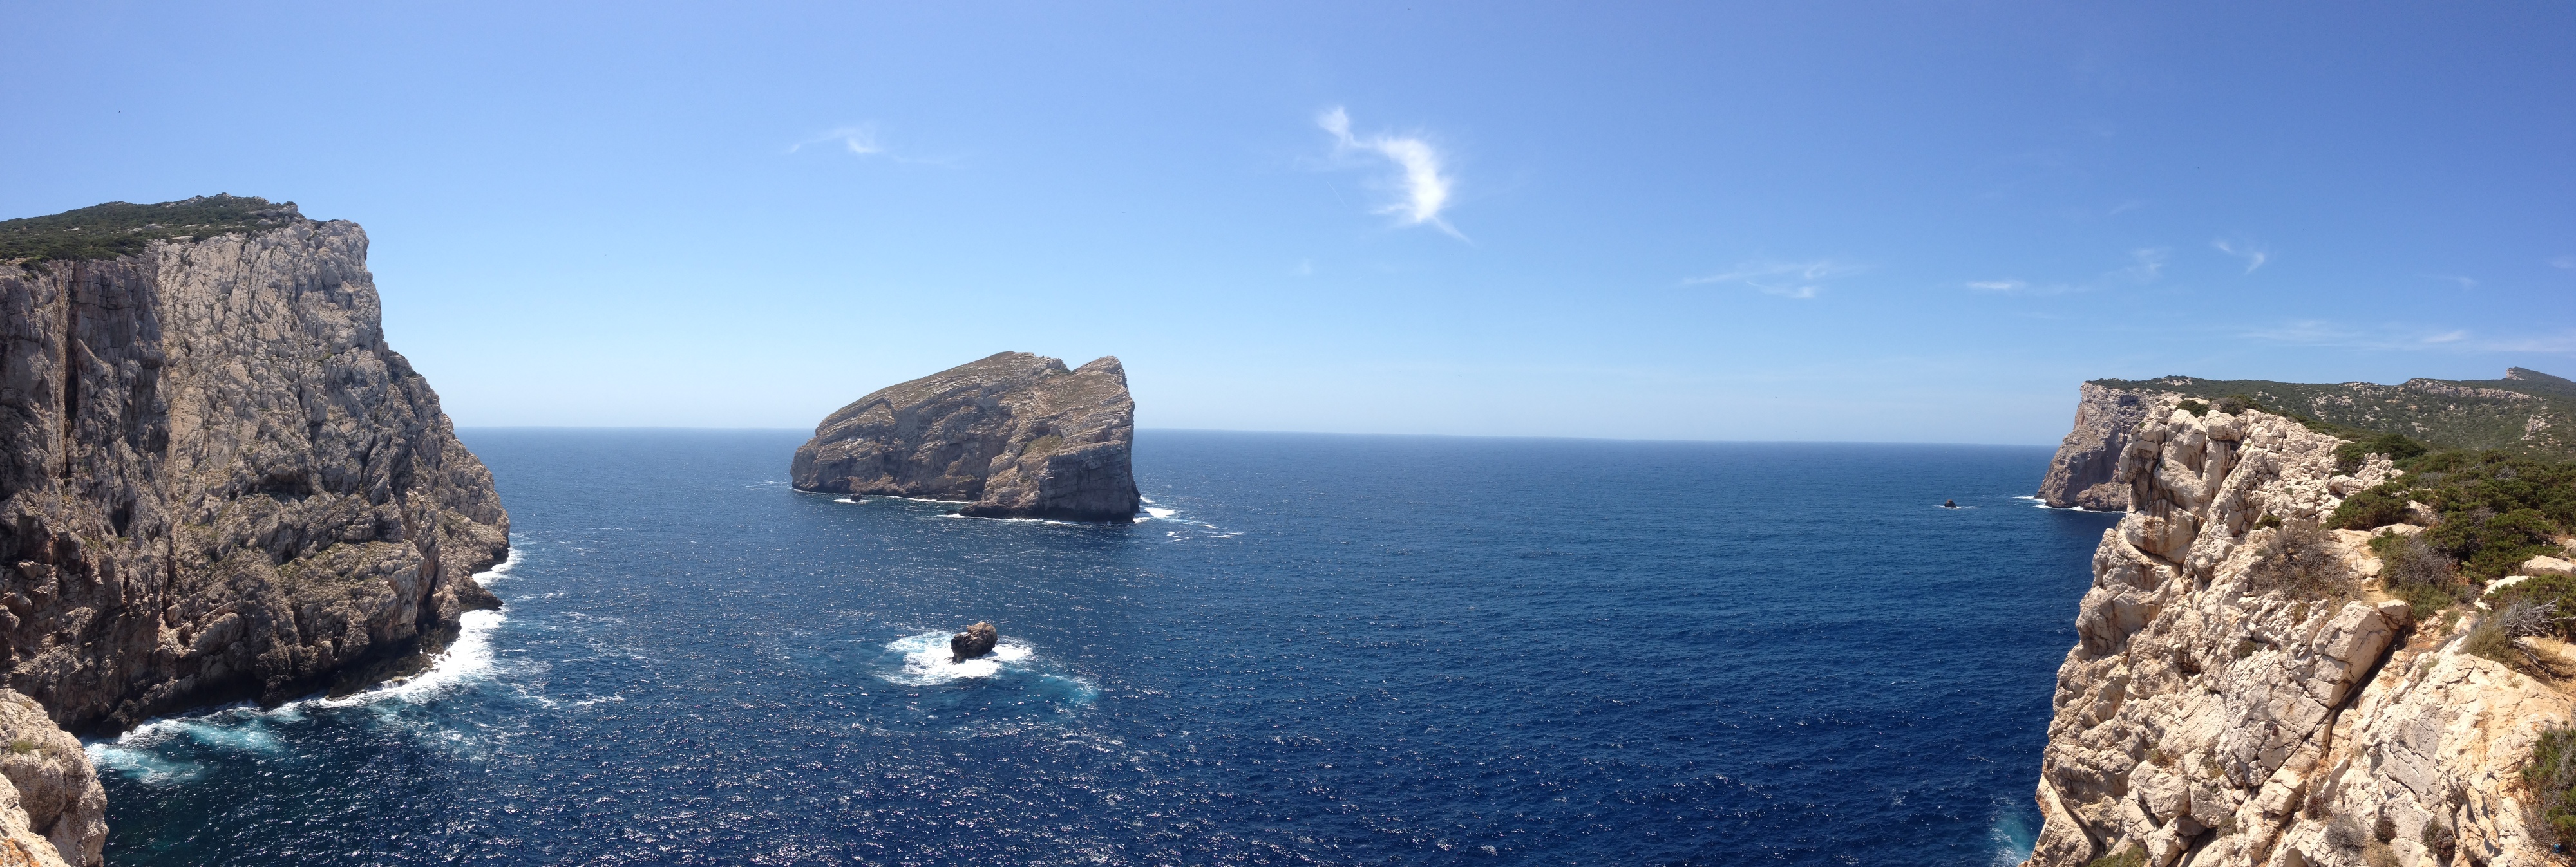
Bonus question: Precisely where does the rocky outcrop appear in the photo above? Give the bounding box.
[791,352,1140,523]
[2018,399,2576,867]
[951,622,997,661]
[2038,383,2166,510]
[0,691,100,867]
[0,200,509,733]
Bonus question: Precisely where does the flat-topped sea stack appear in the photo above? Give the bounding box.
[791,352,1141,523]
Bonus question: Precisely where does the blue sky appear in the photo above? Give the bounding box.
[5,3,2571,443]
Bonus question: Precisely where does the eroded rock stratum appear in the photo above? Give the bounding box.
[0,201,509,738]
[791,351,1140,523]
[2023,399,2570,867]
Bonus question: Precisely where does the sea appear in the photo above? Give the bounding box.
[88,429,2121,866]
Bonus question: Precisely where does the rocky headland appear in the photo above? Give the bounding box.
[2020,395,2576,867]
[2036,369,2576,512]
[791,352,1140,523]
[0,195,510,864]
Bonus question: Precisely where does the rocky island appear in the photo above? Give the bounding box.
[0,195,512,866]
[2020,382,2576,866]
[791,352,1141,523]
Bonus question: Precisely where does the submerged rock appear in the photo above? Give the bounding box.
[791,352,1141,523]
[951,622,998,661]
[1942,499,1959,508]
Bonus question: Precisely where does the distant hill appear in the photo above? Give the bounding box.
[2090,367,2576,460]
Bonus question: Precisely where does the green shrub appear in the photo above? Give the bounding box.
[2083,844,2146,867]
[2177,399,2211,418]
[2523,726,2576,847]
[2373,533,2462,619]
[2335,432,2429,474]
[2327,449,2576,578]
[2255,514,2283,530]
[2246,521,2357,599]
[2329,487,2414,531]
[1,194,298,263]
[2216,394,2264,415]
[5,740,30,755]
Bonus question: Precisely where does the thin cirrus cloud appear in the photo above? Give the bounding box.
[2236,320,2576,353]
[786,125,953,165]
[789,125,885,156]
[1316,107,1463,239]
[2211,239,2269,274]
[1683,260,1865,299]
[1969,248,2168,295]
[2553,256,2576,270]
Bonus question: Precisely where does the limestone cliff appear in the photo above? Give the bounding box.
[2022,398,2571,867]
[0,196,509,734]
[791,352,1139,523]
[0,691,100,866]
[2039,383,2166,510]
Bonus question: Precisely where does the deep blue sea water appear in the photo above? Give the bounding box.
[89,429,2119,866]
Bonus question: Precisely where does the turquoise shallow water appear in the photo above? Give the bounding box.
[90,429,2119,865]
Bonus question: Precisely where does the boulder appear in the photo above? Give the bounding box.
[2521,555,2575,576]
[951,622,998,662]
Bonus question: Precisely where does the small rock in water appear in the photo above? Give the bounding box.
[951,622,998,661]
[1942,499,1960,508]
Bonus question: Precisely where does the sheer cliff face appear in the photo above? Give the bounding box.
[0,220,508,733]
[2023,402,2566,867]
[2037,383,2163,510]
[790,351,1140,523]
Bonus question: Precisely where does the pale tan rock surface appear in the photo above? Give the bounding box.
[791,352,1139,522]
[0,206,509,733]
[0,690,102,866]
[2039,383,2167,510]
[2019,400,2568,867]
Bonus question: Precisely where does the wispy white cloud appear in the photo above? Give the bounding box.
[2237,320,2576,354]
[786,125,956,165]
[1317,107,1462,239]
[2211,239,2269,274]
[2552,256,2575,271]
[1684,260,1864,299]
[1967,248,2168,296]
[2421,274,2479,290]
[790,125,885,156]
[2121,247,2169,282]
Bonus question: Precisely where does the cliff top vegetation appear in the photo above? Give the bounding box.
[2094,369,2576,462]
[1,194,305,264]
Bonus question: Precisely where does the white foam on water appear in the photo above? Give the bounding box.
[1143,507,1177,520]
[882,631,1035,685]
[87,555,522,779]
[473,546,525,586]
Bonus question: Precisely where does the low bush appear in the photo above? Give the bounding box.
[2464,599,2566,671]
[2215,394,2264,415]
[2246,521,2357,600]
[2177,399,2211,418]
[2491,575,2576,641]
[2523,726,2576,847]
[2372,533,2463,620]
[2083,844,2145,867]
[2334,432,2429,474]
[2327,449,2576,579]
